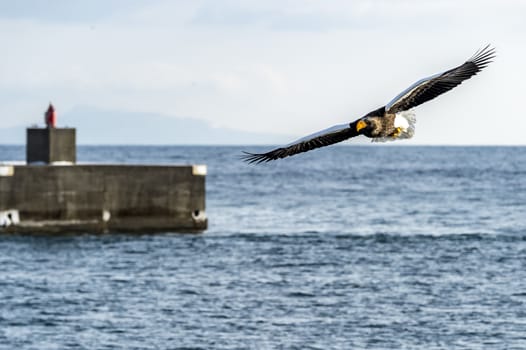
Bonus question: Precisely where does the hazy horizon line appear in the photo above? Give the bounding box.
[1,143,526,147]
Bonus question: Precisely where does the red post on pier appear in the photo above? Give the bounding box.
[45,103,56,128]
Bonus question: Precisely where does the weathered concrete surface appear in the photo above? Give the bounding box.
[27,128,76,164]
[0,164,207,233]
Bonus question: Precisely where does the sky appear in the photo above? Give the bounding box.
[0,0,525,145]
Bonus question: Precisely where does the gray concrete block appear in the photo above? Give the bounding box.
[0,165,207,233]
[27,128,76,164]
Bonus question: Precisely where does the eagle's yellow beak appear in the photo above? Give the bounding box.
[356,120,367,132]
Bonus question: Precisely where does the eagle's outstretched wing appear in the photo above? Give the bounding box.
[242,123,358,163]
[386,45,495,114]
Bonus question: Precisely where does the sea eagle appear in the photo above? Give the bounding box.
[242,45,495,163]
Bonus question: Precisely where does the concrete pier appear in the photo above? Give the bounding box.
[0,163,207,233]
[1,123,207,233]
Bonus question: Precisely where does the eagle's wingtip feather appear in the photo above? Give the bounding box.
[241,151,271,164]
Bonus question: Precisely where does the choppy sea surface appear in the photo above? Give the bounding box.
[1,145,526,349]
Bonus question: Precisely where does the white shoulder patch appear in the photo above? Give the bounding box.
[385,71,442,111]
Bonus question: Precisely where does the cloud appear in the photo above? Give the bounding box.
[0,0,525,144]
[0,0,148,22]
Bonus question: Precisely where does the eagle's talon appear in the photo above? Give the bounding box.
[391,127,402,138]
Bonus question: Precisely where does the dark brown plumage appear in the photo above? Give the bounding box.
[242,45,495,164]
[385,45,495,114]
[242,123,360,163]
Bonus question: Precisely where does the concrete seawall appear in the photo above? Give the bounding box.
[0,164,207,233]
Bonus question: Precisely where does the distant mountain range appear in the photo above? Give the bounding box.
[0,106,293,145]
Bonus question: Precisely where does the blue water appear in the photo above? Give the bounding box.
[1,145,526,349]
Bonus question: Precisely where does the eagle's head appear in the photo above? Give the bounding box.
[355,117,381,137]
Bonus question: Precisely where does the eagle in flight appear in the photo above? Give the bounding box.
[242,45,495,163]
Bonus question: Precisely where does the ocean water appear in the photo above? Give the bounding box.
[1,145,526,349]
